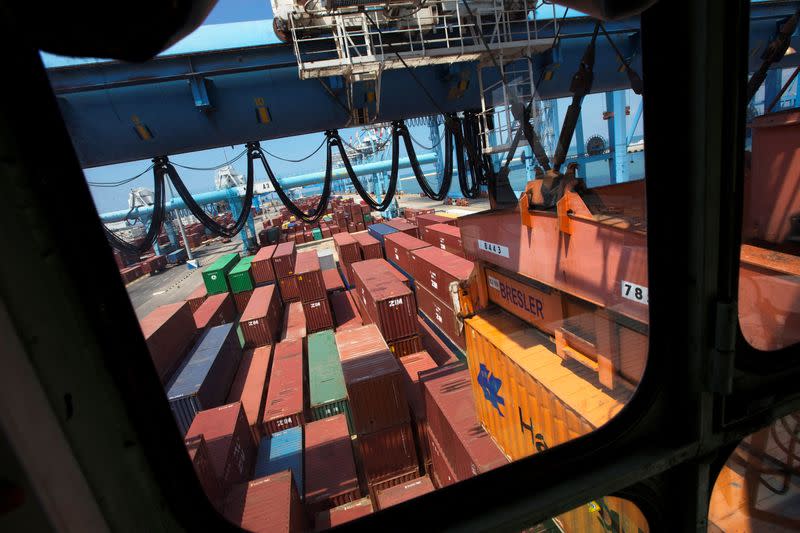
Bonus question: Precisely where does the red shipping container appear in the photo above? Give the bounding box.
[302,298,334,334]
[388,335,424,358]
[233,289,253,315]
[186,284,208,314]
[427,427,457,488]
[355,221,366,232]
[417,316,460,366]
[399,351,437,471]
[293,231,304,245]
[227,346,272,443]
[351,261,417,343]
[240,285,283,348]
[357,422,419,486]
[329,223,340,234]
[330,290,363,332]
[374,258,410,287]
[384,218,418,238]
[321,227,332,238]
[281,301,306,340]
[185,402,257,494]
[409,246,474,305]
[185,435,223,512]
[421,222,465,258]
[333,232,362,264]
[139,302,197,385]
[119,264,143,284]
[335,325,410,434]
[375,475,434,510]
[141,254,167,274]
[278,275,301,302]
[420,363,508,482]
[251,245,276,285]
[314,498,373,531]
[347,222,356,233]
[295,251,326,302]
[415,213,457,230]
[193,292,236,332]
[224,471,306,533]
[305,415,362,515]
[262,339,304,435]
[323,268,345,293]
[272,242,297,278]
[383,232,431,277]
[304,230,314,242]
[415,284,466,351]
[403,207,435,223]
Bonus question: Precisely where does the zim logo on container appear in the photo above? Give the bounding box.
[477,364,505,417]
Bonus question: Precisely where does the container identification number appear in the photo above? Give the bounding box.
[478,239,510,258]
[621,280,649,305]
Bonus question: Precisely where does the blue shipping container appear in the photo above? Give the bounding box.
[166,323,242,435]
[254,427,304,497]
[367,223,397,244]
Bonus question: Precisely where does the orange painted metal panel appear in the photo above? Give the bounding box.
[484,267,564,335]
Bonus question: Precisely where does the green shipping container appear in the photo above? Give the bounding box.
[307,330,353,431]
[202,252,240,294]
[227,256,255,294]
[363,213,373,222]
[312,228,323,241]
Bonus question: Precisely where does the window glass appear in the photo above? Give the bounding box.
[709,412,800,532]
[523,496,650,533]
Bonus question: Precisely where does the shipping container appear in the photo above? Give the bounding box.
[335,325,410,434]
[464,307,632,461]
[367,222,398,243]
[333,232,361,265]
[119,263,143,284]
[415,284,466,351]
[263,339,304,435]
[322,268,345,293]
[402,207,435,223]
[295,251,326,302]
[193,292,236,332]
[356,422,419,487]
[383,218,418,238]
[140,301,197,385]
[421,222,465,258]
[232,289,252,315]
[167,247,188,265]
[331,290,363,332]
[281,301,306,341]
[277,274,301,303]
[254,427,303,496]
[305,415,362,515]
[224,471,306,533]
[166,323,243,434]
[228,255,256,293]
[483,266,564,336]
[420,363,509,482]
[373,258,411,287]
[186,283,208,314]
[352,232,382,260]
[351,261,417,342]
[415,213,457,230]
[251,244,277,285]
[388,335,423,358]
[375,475,434,510]
[399,351,438,472]
[227,346,272,442]
[203,252,240,294]
[184,434,223,512]
[426,427,457,488]
[303,298,335,334]
[272,241,297,279]
[383,232,431,279]
[312,227,323,240]
[307,330,352,430]
[240,284,283,349]
[409,246,474,306]
[317,249,336,270]
[417,316,461,366]
[186,402,256,493]
[314,498,373,532]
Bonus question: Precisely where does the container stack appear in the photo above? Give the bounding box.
[273,242,299,303]
[375,476,435,510]
[402,207,435,223]
[227,345,272,443]
[263,339,304,435]
[383,232,431,280]
[192,292,236,332]
[313,498,374,531]
[336,325,419,498]
[254,426,303,497]
[250,244,277,286]
[184,434,223,511]
[367,222,398,244]
[307,330,351,430]
[420,222,467,258]
[202,252,240,295]
[352,232,382,260]
[399,350,438,474]
[295,251,334,333]
[415,213,457,232]
[224,471,307,533]
[329,290,363,332]
[281,301,307,341]
[333,232,361,287]
[186,284,208,313]
[384,217,419,238]
[139,301,198,385]
[239,284,283,349]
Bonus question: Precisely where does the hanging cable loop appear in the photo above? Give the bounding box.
[327,129,397,211]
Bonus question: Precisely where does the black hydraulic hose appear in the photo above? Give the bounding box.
[252,141,331,223]
[398,118,454,201]
[103,161,167,254]
[459,111,484,199]
[163,154,254,237]
[328,129,397,211]
[553,23,600,170]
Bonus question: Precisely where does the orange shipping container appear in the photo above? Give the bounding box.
[464,307,632,461]
[483,266,564,335]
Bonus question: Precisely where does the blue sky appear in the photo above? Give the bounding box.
[81,0,645,213]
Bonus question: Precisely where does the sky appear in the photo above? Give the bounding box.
[77,0,646,214]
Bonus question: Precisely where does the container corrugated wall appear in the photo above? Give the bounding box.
[330,290,363,332]
[421,223,465,258]
[303,298,334,333]
[352,232,382,260]
[426,428,457,488]
[193,292,236,331]
[307,330,352,430]
[415,284,465,351]
[357,422,419,486]
[254,427,304,497]
[375,475,434,510]
[262,339,304,435]
[223,470,307,533]
[233,290,253,314]
[139,301,197,385]
[314,498,374,531]
[282,301,306,340]
[186,284,208,314]
[228,256,256,293]
[388,335,423,358]
[185,435,223,512]
[240,285,283,348]
[203,252,240,294]
[464,307,633,461]
[409,246,473,306]
[295,251,326,302]
[226,346,272,443]
[351,261,417,342]
[304,415,362,516]
[272,242,297,279]
[251,244,276,284]
[278,275,301,302]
